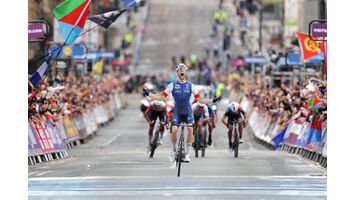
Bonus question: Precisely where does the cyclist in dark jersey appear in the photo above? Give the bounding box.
[144,100,167,148]
[222,102,248,149]
[143,63,221,162]
[204,103,217,145]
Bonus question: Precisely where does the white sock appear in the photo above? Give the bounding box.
[186,143,192,154]
[172,142,176,152]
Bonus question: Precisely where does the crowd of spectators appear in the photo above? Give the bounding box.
[244,76,327,128]
[28,71,127,124]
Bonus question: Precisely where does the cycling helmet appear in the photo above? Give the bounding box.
[151,100,163,107]
[196,102,205,108]
[176,63,188,72]
[230,102,239,112]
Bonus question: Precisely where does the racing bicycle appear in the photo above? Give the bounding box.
[175,123,190,177]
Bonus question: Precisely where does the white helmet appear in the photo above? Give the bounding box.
[176,63,188,72]
[196,102,205,108]
[230,102,239,112]
[151,100,163,107]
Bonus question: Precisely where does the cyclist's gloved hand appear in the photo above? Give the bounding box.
[212,96,221,103]
[142,87,150,97]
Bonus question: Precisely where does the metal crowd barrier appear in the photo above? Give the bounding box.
[241,97,327,168]
[28,92,123,165]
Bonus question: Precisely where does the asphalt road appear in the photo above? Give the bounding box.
[28,93,326,200]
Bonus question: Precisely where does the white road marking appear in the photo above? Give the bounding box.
[100,133,121,147]
[28,171,39,176]
[28,175,326,181]
[36,171,52,176]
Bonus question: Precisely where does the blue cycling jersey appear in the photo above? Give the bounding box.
[163,81,199,124]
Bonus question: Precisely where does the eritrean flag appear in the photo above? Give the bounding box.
[297,32,322,62]
[53,0,92,45]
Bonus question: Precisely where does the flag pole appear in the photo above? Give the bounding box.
[32,0,92,87]
[78,24,99,37]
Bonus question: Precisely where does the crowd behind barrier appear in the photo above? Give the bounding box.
[241,77,327,168]
[28,72,127,165]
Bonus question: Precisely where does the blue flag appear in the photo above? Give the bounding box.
[122,0,142,7]
[29,57,51,86]
[272,124,289,149]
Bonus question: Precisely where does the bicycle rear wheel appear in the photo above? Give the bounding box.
[201,126,207,157]
[234,123,240,158]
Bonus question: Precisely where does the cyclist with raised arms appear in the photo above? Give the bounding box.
[222,102,248,149]
[143,63,221,162]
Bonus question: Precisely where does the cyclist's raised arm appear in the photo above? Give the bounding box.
[191,84,222,104]
[149,93,166,101]
[145,83,173,101]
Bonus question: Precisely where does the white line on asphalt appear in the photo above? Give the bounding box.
[28,189,326,197]
[35,171,52,176]
[100,133,121,147]
[28,175,327,181]
[28,171,39,176]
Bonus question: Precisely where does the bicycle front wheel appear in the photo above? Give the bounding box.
[234,123,240,158]
[177,129,184,177]
[149,129,160,158]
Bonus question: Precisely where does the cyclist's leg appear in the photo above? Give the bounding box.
[148,112,156,145]
[207,118,213,145]
[227,122,233,148]
[197,120,204,146]
[186,113,195,157]
[171,113,181,153]
[238,118,243,139]
[158,112,166,138]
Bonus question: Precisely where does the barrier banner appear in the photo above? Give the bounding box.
[63,115,79,142]
[28,123,42,156]
[74,114,88,139]
[272,124,289,148]
[266,120,281,143]
[45,120,65,151]
[95,104,109,124]
[109,95,119,116]
[322,140,327,157]
[258,114,271,141]
[295,122,310,146]
[103,102,114,119]
[101,104,110,122]
[285,121,304,145]
[29,120,55,153]
[310,121,327,153]
[246,98,327,158]
[82,109,98,135]
[88,110,99,132]
[56,118,69,143]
